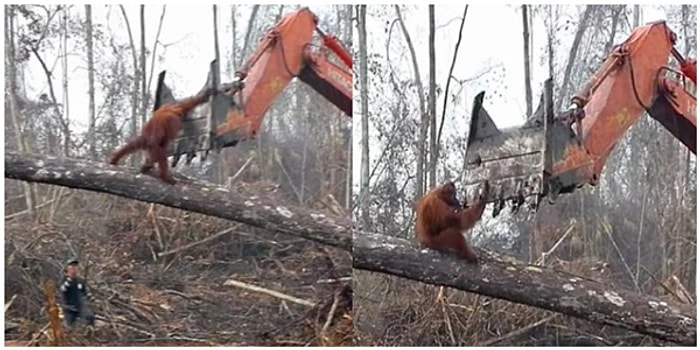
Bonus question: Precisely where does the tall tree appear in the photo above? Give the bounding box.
[85,5,96,159]
[140,5,147,124]
[428,5,437,188]
[557,5,594,109]
[239,5,260,67]
[61,6,71,156]
[344,4,353,210]
[5,5,37,216]
[212,4,223,184]
[230,5,237,75]
[119,5,140,166]
[394,5,426,199]
[521,5,533,117]
[357,5,370,226]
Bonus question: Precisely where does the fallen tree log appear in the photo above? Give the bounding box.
[4,151,351,251]
[6,152,696,345]
[353,230,696,346]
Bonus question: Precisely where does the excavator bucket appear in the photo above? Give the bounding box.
[153,59,234,167]
[462,79,561,216]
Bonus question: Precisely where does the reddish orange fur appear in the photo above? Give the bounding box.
[108,89,213,184]
[415,181,489,264]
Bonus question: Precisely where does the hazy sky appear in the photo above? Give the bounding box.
[351,4,670,192]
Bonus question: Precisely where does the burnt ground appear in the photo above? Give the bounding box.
[4,184,352,346]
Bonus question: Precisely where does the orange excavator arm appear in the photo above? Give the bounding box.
[152,7,352,166]
[216,7,352,146]
[463,20,696,216]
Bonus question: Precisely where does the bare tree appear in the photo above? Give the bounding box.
[119,5,140,166]
[344,4,353,210]
[394,5,426,199]
[85,5,96,159]
[213,5,221,97]
[427,5,436,188]
[239,5,260,67]
[145,6,166,101]
[557,5,594,109]
[61,6,71,157]
[140,5,147,124]
[603,6,625,53]
[5,5,37,216]
[230,5,237,74]
[522,4,533,117]
[212,4,223,184]
[357,5,370,226]
[439,5,468,169]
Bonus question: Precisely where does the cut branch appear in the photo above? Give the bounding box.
[223,279,315,307]
[352,230,696,346]
[4,152,351,251]
[157,224,241,257]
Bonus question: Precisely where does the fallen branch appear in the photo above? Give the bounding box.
[5,294,17,313]
[5,193,73,221]
[477,314,557,346]
[321,293,340,336]
[157,224,241,257]
[316,277,352,284]
[4,152,351,251]
[222,278,315,307]
[352,230,696,345]
[130,336,217,345]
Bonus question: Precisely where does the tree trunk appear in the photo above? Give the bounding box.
[146,6,167,100]
[5,151,352,252]
[119,5,140,167]
[85,5,96,159]
[678,3,693,290]
[441,5,468,180]
[633,5,640,27]
[212,4,223,184]
[521,4,533,117]
[357,5,370,226]
[344,4,353,210]
[61,7,71,157]
[394,5,427,199]
[230,5,236,75]
[4,6,36,216]
[557,5,594,109]
[428,5,437,189]
[352,229,696,346]
[140,5,147,125]
[603,6,624,53]
[239,5,260,67]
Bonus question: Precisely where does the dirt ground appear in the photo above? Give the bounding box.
[4,188,352,346]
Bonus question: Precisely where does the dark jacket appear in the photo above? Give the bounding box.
[59,276,90,311]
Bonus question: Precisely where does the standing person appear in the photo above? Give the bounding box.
[59,259,95,327]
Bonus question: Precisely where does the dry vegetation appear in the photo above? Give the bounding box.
[353,258,689,347]
[4,181,352,346]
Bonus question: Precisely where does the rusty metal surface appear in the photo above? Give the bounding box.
[462,79,556,216]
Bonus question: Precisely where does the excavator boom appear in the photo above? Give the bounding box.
[152,7,352,166]
[463,20,696,216]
